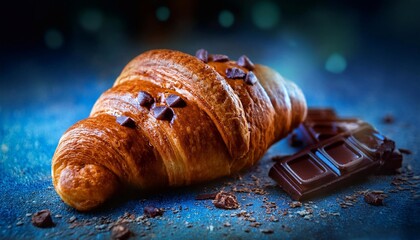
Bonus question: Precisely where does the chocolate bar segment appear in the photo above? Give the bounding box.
[269,108,402,200]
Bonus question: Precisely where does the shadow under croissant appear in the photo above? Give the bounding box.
[61,165,261,214]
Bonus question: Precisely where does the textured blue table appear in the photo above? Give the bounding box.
[1,35,419,239]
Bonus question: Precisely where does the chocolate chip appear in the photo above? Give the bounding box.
[152,106,174,121]
[195,49,208,63]
[31,210,55,228]
[244,71,258,85]
[364,192,384,206]
[144,206,164,218]
[166,94,186,108]
[237,55,255,70]
[212,191,239,209]
[111,224,131,240]
[116,116,136,128]
[226,67,246,79]
[209,54,229,62]
[138,91,154,107]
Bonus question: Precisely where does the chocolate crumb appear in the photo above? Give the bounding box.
[261,229,274,234]
[32,210,55,228]
[144,206,164,218]
[250,222,262,228]
[399,148,412,155]
[244,71,258,85]
[152,106,174,121]
[111,224,131,240]
[226,67,246,79]
[195,49,209,63]
[166,94,186,108]
[282,225,292,232]
[237,55,255,70]
[195,192,218,200]
[213,191,239,210]
[209,54,229,62]
[382,114,395,124]
[289,201,302,208]
[138,91,154,107]
[68,216,76,223]
[116,116,136,128]
[364,192,384,206]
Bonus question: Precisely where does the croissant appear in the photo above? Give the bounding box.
[52,49,307,211]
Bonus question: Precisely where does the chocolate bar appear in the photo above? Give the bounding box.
[269,108,402,200]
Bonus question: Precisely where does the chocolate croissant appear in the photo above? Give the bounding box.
[52,49,307,211]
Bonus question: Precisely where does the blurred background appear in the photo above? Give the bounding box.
[0,0,419,108]
[0,0,419,131]
[1,0,419,106]
[0,0,420,81]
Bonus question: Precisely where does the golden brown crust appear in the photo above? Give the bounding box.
[52,49,307,211]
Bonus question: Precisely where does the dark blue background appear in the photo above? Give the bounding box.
[1,1,419,239]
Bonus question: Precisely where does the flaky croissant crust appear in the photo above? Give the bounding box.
[52,49,307,211]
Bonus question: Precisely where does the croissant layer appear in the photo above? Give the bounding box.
[52,49,307,211]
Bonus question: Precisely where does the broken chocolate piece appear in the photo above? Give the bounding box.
[111,224,132,240]
[138,91,154,107]
[116,116,136,128]
[195,49,209,63]
[237,55,255,70]
[144,206,164,218]
[269,108,403,200]
[364,192,384,206]
[209,54,229,62]
[226,67,246,79]
[166,94,186,107]
[244,71,258,85]
[32,210,55,228]
[152,106,174,121]
[213,191,239,209]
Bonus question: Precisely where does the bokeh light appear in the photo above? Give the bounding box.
[251,1,280,30]
[218,10,234,28]
[325,53,347,74]
[79,9,104,32]
[156,6,170,22]
[44,29,64,50]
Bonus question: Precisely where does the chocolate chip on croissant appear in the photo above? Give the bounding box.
[52,49,307,211]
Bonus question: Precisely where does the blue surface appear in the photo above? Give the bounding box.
[1,34,419,239]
